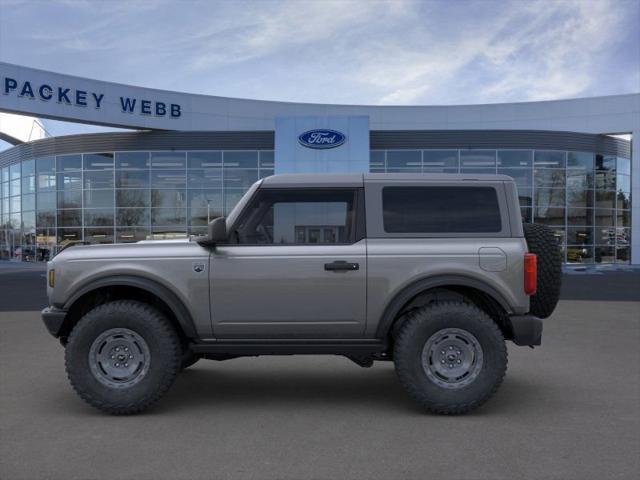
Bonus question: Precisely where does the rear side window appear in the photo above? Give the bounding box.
[382,186,502,233]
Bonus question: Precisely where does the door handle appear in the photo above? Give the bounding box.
[324,261,359,271]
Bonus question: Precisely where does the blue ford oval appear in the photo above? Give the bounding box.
[298,129,346,149]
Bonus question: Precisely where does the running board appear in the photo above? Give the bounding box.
[190,339,388,356]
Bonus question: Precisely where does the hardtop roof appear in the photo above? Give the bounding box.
[260,172,514,187]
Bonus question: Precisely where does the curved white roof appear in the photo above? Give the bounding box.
[0,62,638,135]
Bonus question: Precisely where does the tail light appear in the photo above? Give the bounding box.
[524,253,537,295]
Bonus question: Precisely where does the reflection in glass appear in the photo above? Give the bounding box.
[36,211,55,227]
[594,209,615,226]
[370,151,385,169]
[21,176,36,194]
[116,170,149,188]
[595,191,616,209]
[22,159,35,177]
[460,150,496,168]
[498,150,532,168]
[22,193,35,211]
[57,190,82,209]
[223,151,258,169]
[151,189,186,208]
[150,152,186,169]
[188,151,222,169]
[151,170,186,189]
[259,151,275,168]
[117,208,149,226]
[83,153,114,170]
[535,187,565,208]
[223,169,258,189]
[84,209,115,226]
[116,152,149,169]
[567,151,594,169]
[616,174,630,193]
[84,190,114,209]
[57,171,82,190]
[616,210,630,227]
[151,208,187,226]
[567,208,594,226]
[116,228,150,243]
[534,151,566,168]
[117,189,149,208]
[57,155,82,171]
[534,169,565,188]
[187,169,222,188]
[534,206,564,225]
[566,187,593,208]
[616,157,630,176]
[85,227,114,244]
[84,170,114,189]
[57,228,82,245]
[387,151,421,169]
[498,168,531,187]
[37,173,56,191]
[36,157,55,174]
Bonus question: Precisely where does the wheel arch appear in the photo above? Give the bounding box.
[375,274,514,340]
[59,275,197,343]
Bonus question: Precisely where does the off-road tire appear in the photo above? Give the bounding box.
[65,300,182,415]
[523,223,562,319]
[394,301,508,415]
[181,349,201,370]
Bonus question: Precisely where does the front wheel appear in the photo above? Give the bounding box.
[394,301,507,415]
[65,300,182,415]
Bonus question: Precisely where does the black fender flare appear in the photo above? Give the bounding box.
[375,274,513,338]
[62,275,198,338]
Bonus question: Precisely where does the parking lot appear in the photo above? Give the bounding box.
[1,265,639,480]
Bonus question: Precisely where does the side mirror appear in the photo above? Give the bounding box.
[197,216,227,247]
[208,216,227,244]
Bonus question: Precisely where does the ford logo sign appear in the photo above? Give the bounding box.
[298,129,346,149]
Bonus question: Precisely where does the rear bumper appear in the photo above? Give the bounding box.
[41,307,68,338]
[508,314,543,346]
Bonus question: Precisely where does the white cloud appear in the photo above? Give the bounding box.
[0,0,637,105]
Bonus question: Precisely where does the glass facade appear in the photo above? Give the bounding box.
[0,147,632,264]
[1,150,274,261]
[371,149,632,264]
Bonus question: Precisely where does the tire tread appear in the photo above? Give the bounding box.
[65,300,181,415]
[394,301,508,415]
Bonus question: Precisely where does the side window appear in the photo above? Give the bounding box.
[233,189,358,245]
[382,186,502,233]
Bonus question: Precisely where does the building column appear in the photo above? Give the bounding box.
[631,129,639,265]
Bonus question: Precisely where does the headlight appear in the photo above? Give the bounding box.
[48,269,55,288]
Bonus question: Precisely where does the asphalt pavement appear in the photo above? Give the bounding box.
[0,264,639,479]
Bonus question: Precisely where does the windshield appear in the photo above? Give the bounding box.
[225,179,263,231]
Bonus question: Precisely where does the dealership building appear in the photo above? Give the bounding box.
[0,62,638,264]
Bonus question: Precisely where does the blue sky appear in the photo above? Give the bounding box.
[0,0,638,142]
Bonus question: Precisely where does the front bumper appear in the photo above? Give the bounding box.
[508,314,543,346]
[41,307,68,338]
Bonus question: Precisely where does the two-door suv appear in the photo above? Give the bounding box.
[42,173,561,415]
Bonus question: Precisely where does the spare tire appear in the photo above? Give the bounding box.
[523,223,562,318]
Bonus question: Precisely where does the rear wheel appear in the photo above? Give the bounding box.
[523,223,562,318]
[65,300,182,415]
[394,301,507,415]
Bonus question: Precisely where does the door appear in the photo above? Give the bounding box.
[210,188,366,338]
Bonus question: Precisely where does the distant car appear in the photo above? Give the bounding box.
[42,173,561,415]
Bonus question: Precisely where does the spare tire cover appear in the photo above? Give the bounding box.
[523,223,562,319]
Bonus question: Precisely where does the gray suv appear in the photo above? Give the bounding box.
[42,173,561,415]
